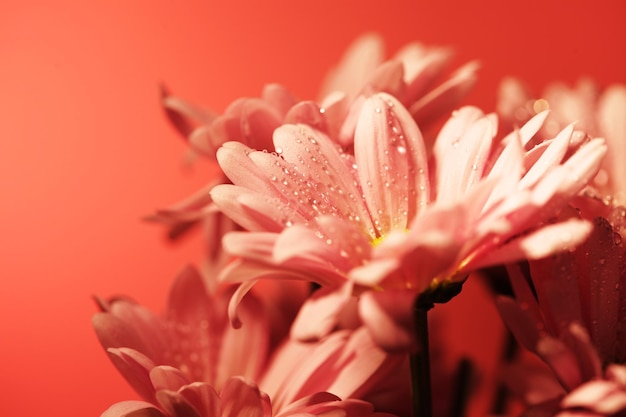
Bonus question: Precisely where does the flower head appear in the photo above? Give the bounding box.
[93,266,271,396]
[153,34,478,238]
[211,93,606,350]
[498,78,626,205]
[94,266,408,417]
[496,210,626,414]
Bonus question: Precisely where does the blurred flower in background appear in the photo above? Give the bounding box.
[93,264,410,417]
[496,210,626,416]
[498,77,626,206]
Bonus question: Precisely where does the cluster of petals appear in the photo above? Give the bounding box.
[496,212,626,415]
[498,77,626,205]
[517,364,626,417]
[154,34,478,235]
[103,379,393,417]
[93,266,409,417]
[209,90,606,351]
[164,33,477,156]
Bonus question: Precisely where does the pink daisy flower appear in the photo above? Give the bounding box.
[164,33,477,156]
[498,78,626,205]
[154,34,477,237]
[210,92,606,351]
[496,212,626,415]
[94,266,408,417]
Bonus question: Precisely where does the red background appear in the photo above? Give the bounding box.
[1,1,624,415]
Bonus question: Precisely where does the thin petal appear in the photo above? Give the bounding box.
[155,389,200,417]
[273,124,373,231]
[290,283,354,341]
[409,61,479,125]
[283,101,328,132]
[261,83,298,117]
[179,383,221,417]
[465,219,593,270]
[519,123,574,189]
[318,33,384,101]
[106,348,158,403]
[434,107,495,205]
[150,366,190,392]
[359,290,419,351]
[396,44,453,102]
[220,377,266,417]
[161,87,217,137]
[102,401,166,417]
[355,93,429,234]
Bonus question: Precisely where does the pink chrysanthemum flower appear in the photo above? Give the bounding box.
[154,34,477,236]
[496,212,626,415]
[93,266,273,396]
[210,92,606,351]
[164,33,477,156]
[94,266,408,417]
[316,33,478,146]
[498,78,626,205]
[517,364,626,417]
[102,378,394,417]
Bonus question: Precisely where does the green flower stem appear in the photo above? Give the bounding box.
[410,306,432,417]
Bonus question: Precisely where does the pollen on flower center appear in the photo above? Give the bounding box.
[371,235,385,247]
[370,228,410,248]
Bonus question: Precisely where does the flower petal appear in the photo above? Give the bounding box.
[290,283,355,341]
[102,400,166,417]
[273,124,372,231]
[359,289,419,351]
[409,61,479,126]
[178,382,221,417]
[433,107,496,205]
[220,377,267,417]
[465,219,593,271]
[355,92,430,234]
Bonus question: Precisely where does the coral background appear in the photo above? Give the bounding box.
[1,1,624,416]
